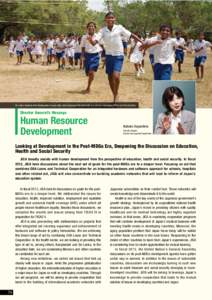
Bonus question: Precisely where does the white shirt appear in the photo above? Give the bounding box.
[174,37,185,50]
[67,39,76,49]
[46,39,54,49]
[9,40,15,51]
[55,39,67,53]
[15,40,25,51]
[147,36,178,64]
[74,40,81,53]
[131,40,142,56]
[170,112,181,134]
[194,39,211,57]
[96,24,131,56]
[33,40,43,52]
[81,34,102,54]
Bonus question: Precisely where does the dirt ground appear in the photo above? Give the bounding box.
[0,46,211,107]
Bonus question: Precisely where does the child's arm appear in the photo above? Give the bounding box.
[140,39,162,51]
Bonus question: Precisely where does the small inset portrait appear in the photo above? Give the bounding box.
[153,81,196,134]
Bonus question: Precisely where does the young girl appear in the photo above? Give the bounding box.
[81,22,102,93]
[154,86,195,134]
[8,36,15,57]
[31,37,44,64]
[66,34,75,69]
[128,33,144,78]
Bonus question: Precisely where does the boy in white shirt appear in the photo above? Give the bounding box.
[74,36,82,69]
[174,31,186,73]
[88,12,143,102]
[141,24,189,80]
[55,34,67,70]
[45,35,54,65]
[193,32,212,81]
[14,35,25,65]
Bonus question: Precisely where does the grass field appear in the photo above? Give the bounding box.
[0,46,211,107]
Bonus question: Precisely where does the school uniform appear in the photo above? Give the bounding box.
[31,40,43,56]
[15,40,25,56]
[55,40,67,58]
[81,34,102,75]
[8,40,15,54]
[66,39,75,58]
[154,110,195,135]
[130,40,143,64]
[147,36,178,80]
[193,39,211,67]
[174,37,185,63]
[149,46,155,65]
[74,40,82,60]
[46,39,54,56]
[96,25,131,75]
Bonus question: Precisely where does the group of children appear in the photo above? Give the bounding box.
[7,12,212,102]
[8,32,83,69]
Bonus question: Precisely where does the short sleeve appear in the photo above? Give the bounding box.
[120,25,131,40]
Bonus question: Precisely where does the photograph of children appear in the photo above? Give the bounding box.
[153,81,196,134]
[0,0,211,106]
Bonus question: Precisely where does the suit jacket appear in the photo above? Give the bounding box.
[154,110,196,134]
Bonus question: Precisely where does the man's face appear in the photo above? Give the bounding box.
[105,15,116,27]
[160,27,171,39]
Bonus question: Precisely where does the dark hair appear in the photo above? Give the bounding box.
[162,86,185,113]
[159,24,172,33]
[87,22,96,28]
[105,12,115,18]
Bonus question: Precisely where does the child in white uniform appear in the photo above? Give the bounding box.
[14,36,25,65]
[193,32,212,81]
[128,33,144,77]
[8,37,15,57]
[31,37,43,63]
[55,34,67,70]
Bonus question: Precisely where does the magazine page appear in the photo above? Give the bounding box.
[0,1,211,299]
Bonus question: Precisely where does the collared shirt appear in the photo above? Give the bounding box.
[96,24,131,56]
[74,40,81,53]
[170,112,181,134]
[174,37,185,50]
[15,40,25,51]
[33,40,43,52]
[81,34,102,54]
[147,36,178,64]
[55,39,67,53]
[194,39,211,57]
[46,39,54,49]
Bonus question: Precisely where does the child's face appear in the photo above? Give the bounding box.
[199,33,204,41]
[105,15,116,27]
[168,94,183,114]
[60,35,64,41]
[87,23,96,34]
[160,27,171,39]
